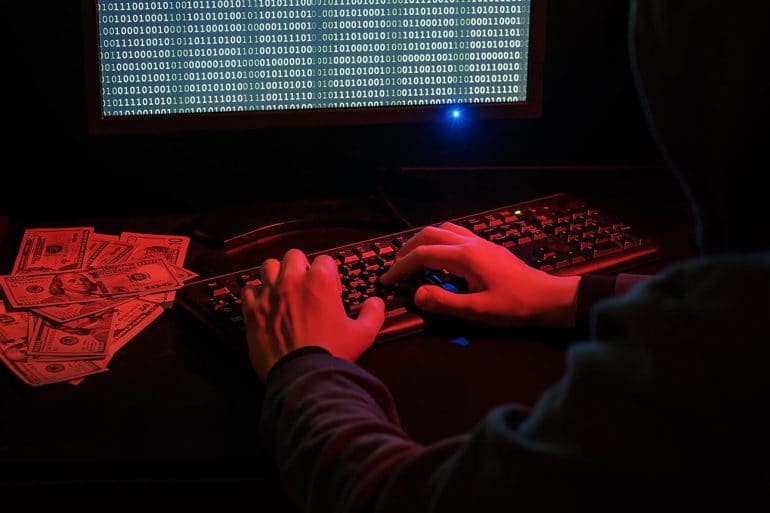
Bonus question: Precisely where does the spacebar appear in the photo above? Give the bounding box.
[375,307,424,343]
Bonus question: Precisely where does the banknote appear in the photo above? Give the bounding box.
[28,313,39,341]
[27,310,115,359]
[86,235,134,268]
[92,234,118,242]
[33,297,131,323]
[105,300,164,361]
[120,233,190,265]
[141,265,198,306]
[0,343,106,386]
[0,310,28,347]
[0,258,183,308]
[170,264,198,282]
[120,233,191,303]
[12,227,93,275]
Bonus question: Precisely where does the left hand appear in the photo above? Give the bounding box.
[241,249,386,382]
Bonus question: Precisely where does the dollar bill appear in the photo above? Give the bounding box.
[120,233,191,304]
[141,265,199,306]
[0,258,183,308]
[0,343,106,386]
[92,233,119,242]
[120,233,190,265]
[170,264,198,282]
[27,310,115,360]
[0,310,28,347]
[105,300,164,361]
[28,313,40,341]
[33,297,132,323]
[86,235,134,268]
[12,227,93,275]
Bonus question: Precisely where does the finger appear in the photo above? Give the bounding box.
[397,226,466,260]
[414,285,484,322]
[241,285,266,379]
[260,258,281,287]
[438,221,478,238]
[279,249,310,280]
[240,285,259,323]
[380,245,467,285]
[354,296,386,340]
[309,254,342,295]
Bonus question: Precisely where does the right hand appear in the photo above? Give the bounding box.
[379,222,581,328]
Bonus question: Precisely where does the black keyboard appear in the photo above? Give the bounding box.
[176,193,659,349]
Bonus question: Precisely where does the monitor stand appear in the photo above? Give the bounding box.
[177,195,409,250]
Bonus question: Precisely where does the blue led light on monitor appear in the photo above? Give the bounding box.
[451,108,462,120]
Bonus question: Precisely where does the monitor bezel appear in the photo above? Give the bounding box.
[83,0,546,135]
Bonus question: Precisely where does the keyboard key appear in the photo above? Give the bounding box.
[372,241,395,255]
[336,249,358,264]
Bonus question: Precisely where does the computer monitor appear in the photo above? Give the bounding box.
[83,0,546,135]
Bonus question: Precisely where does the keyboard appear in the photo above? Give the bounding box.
[176,193,659,350]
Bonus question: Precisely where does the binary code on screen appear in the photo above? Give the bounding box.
[98,0,531,116]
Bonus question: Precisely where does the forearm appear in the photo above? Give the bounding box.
[261,348,429,513]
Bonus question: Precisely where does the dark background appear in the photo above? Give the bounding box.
[4,0,660,218]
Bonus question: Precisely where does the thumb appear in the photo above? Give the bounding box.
[355,296,386,338]
[414,285,481,319]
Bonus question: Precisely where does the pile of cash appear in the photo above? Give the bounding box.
[0,228,196,386]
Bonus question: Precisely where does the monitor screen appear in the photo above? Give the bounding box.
[84,0,545,134]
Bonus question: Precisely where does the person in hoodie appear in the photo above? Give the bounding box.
[241,2,769,512]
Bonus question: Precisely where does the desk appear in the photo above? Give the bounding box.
[0,168,695,506]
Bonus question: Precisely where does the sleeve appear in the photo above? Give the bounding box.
[260,341,656,513]
[260,254,769,513]
[574,273,650,334]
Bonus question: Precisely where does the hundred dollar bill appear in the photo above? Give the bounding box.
[120,233,191,304]
[28,313,40,341]
[27,310,115,360]
[86,234,134,268]
[0,310,28,347]
[105,299,164,361]
[12,227,93,275]
[142,264,199,306]
[120,232,190,265]
[33,297,132,324]
[0,258,183,308]
[170,264,198,282]
[0,342,106,386]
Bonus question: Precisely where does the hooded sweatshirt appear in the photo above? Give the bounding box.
[260,2,770,511]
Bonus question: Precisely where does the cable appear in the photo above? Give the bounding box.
[373,168,415,230]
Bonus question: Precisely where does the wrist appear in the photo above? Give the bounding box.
[532,275,581,329]
[264,345,332,383]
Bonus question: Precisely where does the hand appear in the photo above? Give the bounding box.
[241,249,386,381]
[379,223,581,328]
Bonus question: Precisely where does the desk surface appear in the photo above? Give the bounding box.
[0,168,695,504]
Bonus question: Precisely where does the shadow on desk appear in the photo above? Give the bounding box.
[0,303,568,508]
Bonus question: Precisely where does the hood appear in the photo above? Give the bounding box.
[629,0,770,253]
